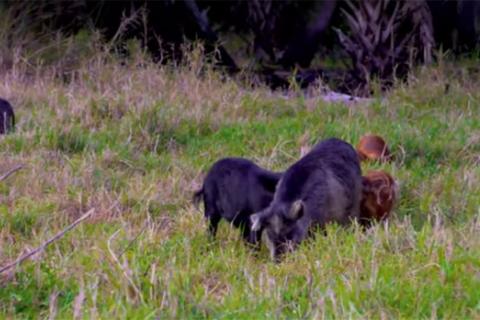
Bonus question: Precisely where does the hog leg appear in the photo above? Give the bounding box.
[207,214,221,238]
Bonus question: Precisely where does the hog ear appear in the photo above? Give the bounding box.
[250,211,265,231]
[288,200,304,220]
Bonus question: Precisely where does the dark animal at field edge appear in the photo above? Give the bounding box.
[251,138,362,261]
[0,98,15,134]
[193,157,282,245]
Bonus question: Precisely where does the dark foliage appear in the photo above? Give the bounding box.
[335,0,434,95]
[2,0,480,94]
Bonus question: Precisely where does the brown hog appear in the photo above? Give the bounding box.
[357,134,392,162]
[360,170,398,226]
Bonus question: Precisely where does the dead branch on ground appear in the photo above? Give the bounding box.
[0,164,24,182]
[0,208,95,274]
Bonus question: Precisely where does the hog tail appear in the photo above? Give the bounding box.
[192,188,204,210]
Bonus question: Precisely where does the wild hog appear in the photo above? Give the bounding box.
[193,157,282,244]
[356,134,392,162]
[360,170,398,227]
[0,98,15,134]
[250,138,362,261]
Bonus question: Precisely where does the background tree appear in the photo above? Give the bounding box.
[335,0,434,95]
[1,0,479,95]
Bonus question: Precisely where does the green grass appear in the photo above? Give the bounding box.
[0,49,479,319]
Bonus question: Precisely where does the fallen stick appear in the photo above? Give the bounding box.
[0,208,95,274]
[0,165,24,182]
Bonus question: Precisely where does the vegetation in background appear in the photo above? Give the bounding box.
[1,0,480,94]
[336,0,434,95]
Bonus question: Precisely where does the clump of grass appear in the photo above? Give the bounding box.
[1,28,480,319]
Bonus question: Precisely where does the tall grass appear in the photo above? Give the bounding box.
[0,23,479,319]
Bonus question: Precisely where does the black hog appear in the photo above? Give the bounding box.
[193,157,282,244]
[250,138,362,261]
[0,98,15,134]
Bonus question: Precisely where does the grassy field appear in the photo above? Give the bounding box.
[0,46,479,319]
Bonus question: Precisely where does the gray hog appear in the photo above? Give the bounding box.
[250,138,362,261]
[193,157,282,245]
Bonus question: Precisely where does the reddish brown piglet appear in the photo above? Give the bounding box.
[357,134,392,162]
[360,170,398,226]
